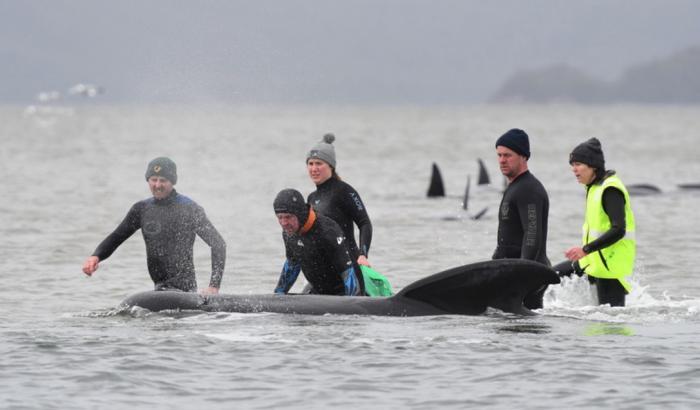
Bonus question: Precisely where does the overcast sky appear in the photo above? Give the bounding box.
[2,0,700,104]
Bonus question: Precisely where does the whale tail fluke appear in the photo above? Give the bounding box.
[396,259,560,315]
[463,175,488,219]
[470,207,488,220]
[427,162,445,197]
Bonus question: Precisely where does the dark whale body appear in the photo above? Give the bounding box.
[121,259,560,316]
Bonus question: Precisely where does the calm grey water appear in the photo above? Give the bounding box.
[1,104,699,409]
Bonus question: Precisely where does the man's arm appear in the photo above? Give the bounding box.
[192,206,226,293]
[517,191,548,261]
[274,259,302,294]
[326,223,362,296]
[83,203,142,275]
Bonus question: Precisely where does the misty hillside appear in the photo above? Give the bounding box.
[491,46,700,104]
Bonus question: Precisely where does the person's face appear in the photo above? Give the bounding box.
[277,213,300,235]
[496,146,527,181]
[571,162,596,185]
[307,159,333,185]
[148,176,174,199]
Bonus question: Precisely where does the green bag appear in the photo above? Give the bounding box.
[360,265,394,297]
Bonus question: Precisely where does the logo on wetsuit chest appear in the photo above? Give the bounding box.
[297,240,304,247]
[500,203,510,219]
[143,221,162,235]
[337,236,344,245]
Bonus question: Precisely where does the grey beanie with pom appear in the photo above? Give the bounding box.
[306,133,336,168]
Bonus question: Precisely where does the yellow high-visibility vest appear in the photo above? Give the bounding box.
[578,174,636,292]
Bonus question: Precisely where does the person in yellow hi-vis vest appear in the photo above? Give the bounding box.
[554,138,636,307]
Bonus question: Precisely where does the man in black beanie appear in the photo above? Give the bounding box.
[82,157,226,294]
[273,188,363,296]
[493,129,551,310]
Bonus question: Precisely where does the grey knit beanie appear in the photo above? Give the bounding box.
[145,157,177,184]
[306,133,336,168]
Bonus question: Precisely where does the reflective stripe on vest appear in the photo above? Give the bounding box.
[578,174,636,293]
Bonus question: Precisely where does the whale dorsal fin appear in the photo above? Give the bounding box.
[477,158,490,185]
[396,259,559,315]
[427,162,445,197]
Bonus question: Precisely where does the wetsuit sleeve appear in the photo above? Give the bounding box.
[325,223,361,295]
[516,190,548,261]
[341,267,361,296]
[582,187,626,254]
[341,185,372,257]
[274,259,302,294]
[92,203,142,261]
[193,205,226,289]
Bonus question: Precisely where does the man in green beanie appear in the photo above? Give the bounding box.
[82,157,226,294]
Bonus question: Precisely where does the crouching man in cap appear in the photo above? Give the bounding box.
[273,188,363,296]
[82,157,226,294]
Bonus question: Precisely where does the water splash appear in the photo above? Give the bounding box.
[542,274,700,323]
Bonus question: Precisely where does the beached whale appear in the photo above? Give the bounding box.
[121,259,559,316]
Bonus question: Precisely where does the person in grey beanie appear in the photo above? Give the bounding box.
[554,138,636,307]
[306,133,373,271]
[82,157,227,294]
[492,129,551,310]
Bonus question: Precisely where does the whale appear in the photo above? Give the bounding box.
[627,183,662,196]
[121,259,560,316]
[427,160,489,220]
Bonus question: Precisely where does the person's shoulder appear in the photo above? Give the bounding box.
[133,198,152,209]
[511,172,548,199]
[519,171,546,188]
[173,193,200,207]
[336,178,358,192]
[316,214,343,233]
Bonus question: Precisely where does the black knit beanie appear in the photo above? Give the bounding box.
[495,128,530,159]
[145,157,177,184]
[569,138,605,170]
[273,189,310,224]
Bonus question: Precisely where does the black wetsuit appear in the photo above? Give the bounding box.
[275,213,361,296]
[553,178,628,306]
[92,190,226,292]
[493,170,550,309]
[307,177,372,260]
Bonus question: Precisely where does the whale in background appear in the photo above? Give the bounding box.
[477,158,490,185]
[627,183,662,196]
[427,160,489,220]
[427,162,446,197]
